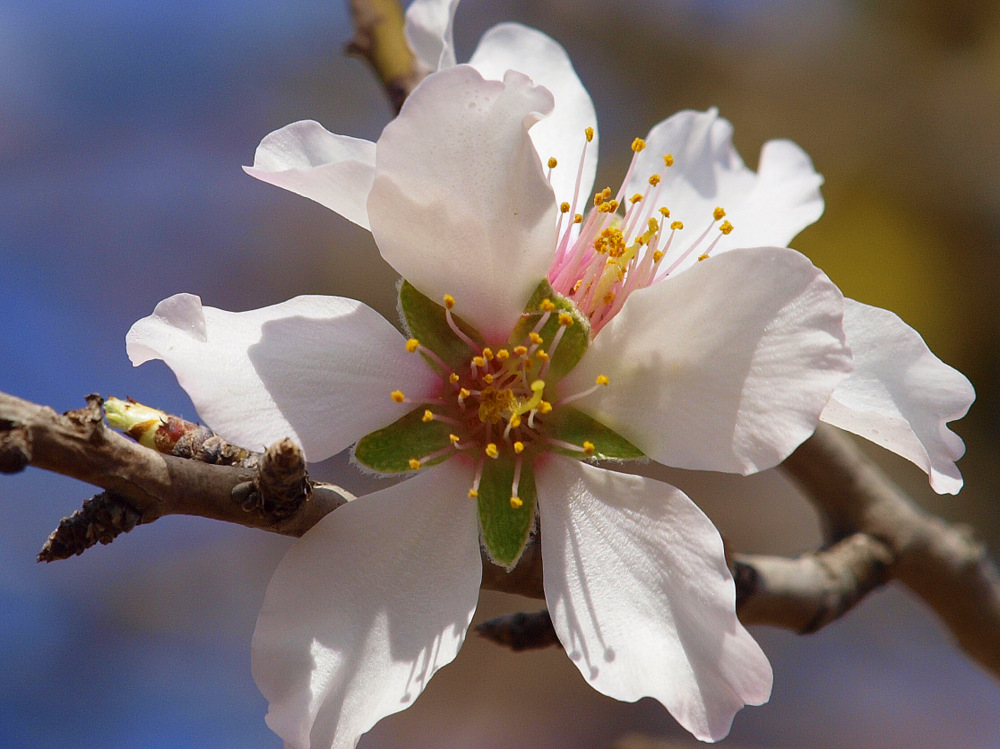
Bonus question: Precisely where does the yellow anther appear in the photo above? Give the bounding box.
[585,126,594,142]
[483,373,494,384]
[536,350,549,362]
[513,345,528,356]
[538,401,553,414]
[713,206,726,221]
[449,372,460,384]
[652,250,665,262]
[558,312,574,326]
[594,226,626,256]
[560,202,570,213]
[670,220,684,230]
[649,174,661,186]
[509,496,524,509]
[408,458,421,470]
[509,413,522,428]
[572,280,582,293]
[663,153,674,167]
[596,375,610,386]
[406,338,419,352]
[631,137,646,152]
[391,390,405,403]
[449,434,461,444]
[582,441,596,456]
[443,294,455,309]
[459,388,471,399]
[496,349,510,361]
[548,156,558,169]
[540,298,556,312]
[529,332,543,345]
[513,441,525,454]
[659,206,670,218]
[573,214,583,224]
[482,347,494,360]
[602,293,615,305]
[422,410,434,423]
[473,356,486,368]
[698,253,710,261]
[719,220,734,235]
[468,488,479,498]
[485,443,499,459]
[630,193,644,204]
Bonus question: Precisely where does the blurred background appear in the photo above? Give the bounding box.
[2,0,999,746]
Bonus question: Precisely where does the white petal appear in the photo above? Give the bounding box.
[368,65,557,343]
[244,120,376,230]
[469,23,598,206]
[627,110,823,272]
[537,457,772,742]
[252,462,482,749]
[126,293,438,462]
[821,299,975,494]
[562,247,852,474]
[404,0,459,71]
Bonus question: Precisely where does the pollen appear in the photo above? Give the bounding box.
[582,441,596,456]
[548,156,558,169]
[629,193,644,204]
[560,202,570,213]
[538,400,553,414]
[631,137,646,152]
[513,345,528,356]
[558,312,574,326]
[482,347,494,360]
[529,332,543,345]
[663,153,674,167]
[496,348,510,361]
[573,214,583,224]
[390,390,405,403]
[659,206,670,218]
[540,298,556,313]
[536,350,549,361]
[719,220,734,235]
[585,126,594,142]
[449,434,461,444]
[670,220,684,230]
[509,496,524,509]
[649,174,661,186]
[422,410,434,423]
[468,488,479,498]
[449,372,460,384]
[473,356,486,368]
[596,375,610,386]
[406,338,419,352]
[698,253,710,261]
[513,441,525,454]
[443,294,456,309]
[713,206,727,221]
[483,373,494,384]
[485,443,499,459]
[408,458,421,470]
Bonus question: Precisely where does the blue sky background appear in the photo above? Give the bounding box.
[2,1,999,747]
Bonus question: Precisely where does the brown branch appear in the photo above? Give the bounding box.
[345,0,426,113]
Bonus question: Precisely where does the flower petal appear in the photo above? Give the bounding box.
[469,23,598,207]
[367,65,557,343]
[244,120,376,230]
[562,247,852,474]
[404,0,459,71]
[252,462,482,749]
[627,109,823,270]
[821,299,975,494]
[126,293,438,461]
[537,457,772,742]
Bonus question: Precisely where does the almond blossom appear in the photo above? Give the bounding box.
[124,7,964,749]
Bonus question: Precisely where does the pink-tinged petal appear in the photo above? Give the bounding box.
[367,65,557,344]
[537,457,772,742]
[627,110,823,271]
[126,293,438,462]
[404,0,459,72]
[244,120,376,230]
[562,247,852,474]
[252,462,482,749]
[821,299,975,494]
[469,23,598,207]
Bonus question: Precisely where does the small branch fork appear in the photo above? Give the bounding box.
[2,389,999,677]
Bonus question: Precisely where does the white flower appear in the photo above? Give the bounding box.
[124,4,977,747]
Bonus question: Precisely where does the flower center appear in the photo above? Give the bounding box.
[547,132,735,333]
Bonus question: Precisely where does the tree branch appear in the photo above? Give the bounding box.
[345,0,426,113]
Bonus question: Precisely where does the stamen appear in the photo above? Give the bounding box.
[555,375,609,407]
[422,410,434,423]
[408,458,421,470]
[406,338,419,352]
[442,294,481,352]
[485,443,499,459]
[510,453,524,509]
[391,390,405,403]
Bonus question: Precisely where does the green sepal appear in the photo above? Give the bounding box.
[477,454,537,570]
[399,280,485,372]
[507,280,590,381]
[545,407,645,460]
[353,407,455,474]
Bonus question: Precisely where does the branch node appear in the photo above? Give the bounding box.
[239,438,312,521]
[38,491,144,562]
